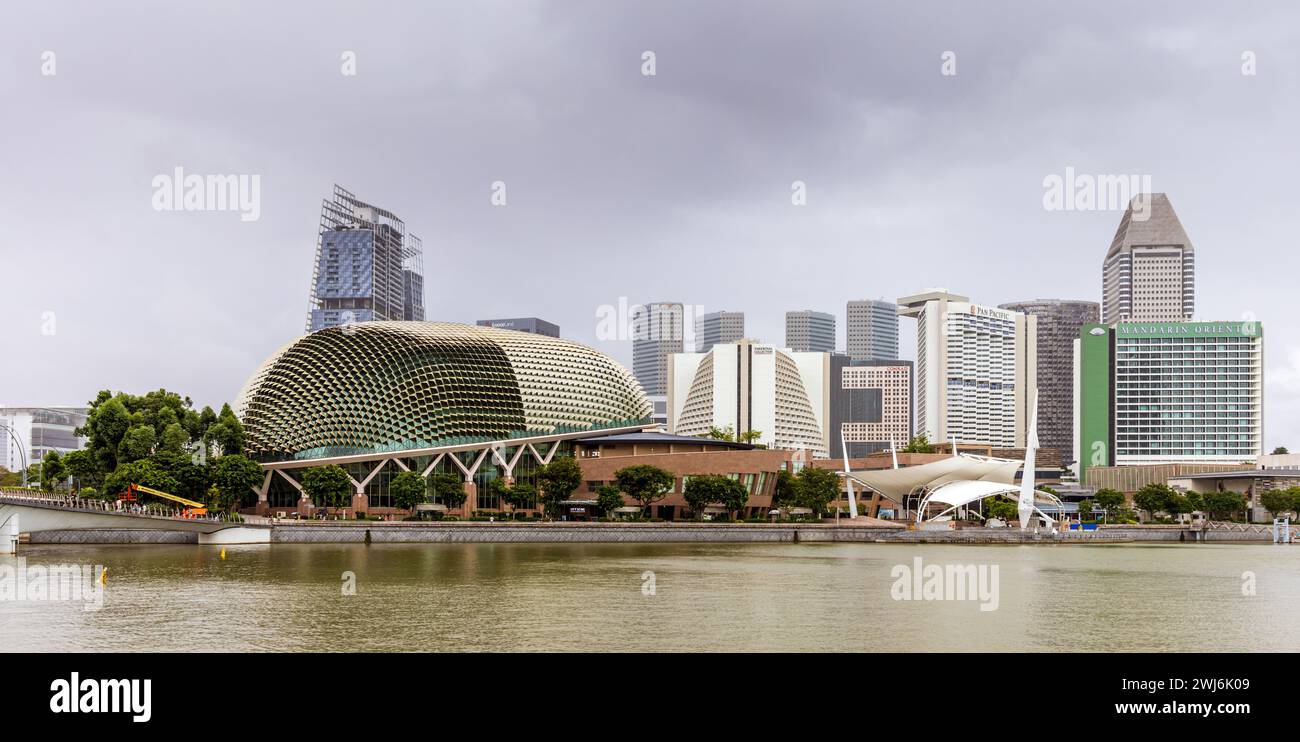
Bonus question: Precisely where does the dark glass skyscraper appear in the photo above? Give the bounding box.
[998,299,1100,466]
[307,185,425,332]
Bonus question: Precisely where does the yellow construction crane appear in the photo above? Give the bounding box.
[121,483,207,515]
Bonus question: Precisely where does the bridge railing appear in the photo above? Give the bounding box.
[1205,520,1272,534]
[0,489,245,524]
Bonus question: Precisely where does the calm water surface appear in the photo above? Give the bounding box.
[2,542,1297,652]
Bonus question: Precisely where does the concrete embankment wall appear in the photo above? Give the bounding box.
[22,523,1279,545]
[270,523,905,544]
[30,529,198,544]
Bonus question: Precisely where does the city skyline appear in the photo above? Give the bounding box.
[3,1,1298,452]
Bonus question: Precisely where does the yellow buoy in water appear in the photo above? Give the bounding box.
[220,548,226,560]
[100,567,108,584]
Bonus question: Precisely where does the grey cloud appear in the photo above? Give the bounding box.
[1,0,1297,448]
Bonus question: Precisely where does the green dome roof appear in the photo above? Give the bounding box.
[235,322,651,460]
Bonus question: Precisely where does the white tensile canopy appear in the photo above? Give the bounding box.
[843,456,1022,501]
[918,479,1062,524]
[840,453,1060,527]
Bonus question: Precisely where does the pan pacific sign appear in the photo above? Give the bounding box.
[967,305,1013,321]
[1116,322,1262,338]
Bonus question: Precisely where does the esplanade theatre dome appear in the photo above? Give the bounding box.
[235,322,653,460]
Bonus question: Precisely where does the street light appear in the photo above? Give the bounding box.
[0,422,29,488]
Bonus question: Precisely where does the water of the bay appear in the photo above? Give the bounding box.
[2,542,1295,652]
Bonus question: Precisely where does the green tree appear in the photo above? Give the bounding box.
[537,456,585,518]
[1166,492,1200,517]
[210,454,264,512]
[301,465,353,509]
[595,484,625,518]
[1271,446,1289,455]
[505,481,537,510]
[103,459,181,499]
[198,406,218,435]
[1077,499,1096,521]
[901,435,935,454]
[206,409,247,457]
[738,429,763,445]
[704,425,736,442]
[1094,488,1125,515]
[80,394,133,471]
[119,424,158,463]
[62,449,101,491]
[795,466,840,517]
[0,467,22,487]
[151,451,210,502]
[1202,491,1247,521]
[1260,488,1297,519]
[390,470,427,512]
[485,477,509,507]
[773,469,799,510]
[719,476,750,519]
[40,451,67,491]
[614,464,675,518]
[984,496,1019,522]
[160,422,190,453]
[429,472,467,511]
[682,474,726,519]
[1133,483,1175,519]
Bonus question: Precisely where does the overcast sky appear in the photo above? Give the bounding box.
[2,0,1298,449]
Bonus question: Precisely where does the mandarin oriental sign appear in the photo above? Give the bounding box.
[1117,322,1261,338]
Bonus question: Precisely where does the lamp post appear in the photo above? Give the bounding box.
[0,422,29,488]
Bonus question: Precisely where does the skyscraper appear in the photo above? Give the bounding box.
[898,289,1038,448]
[829,357,914,459]
[785,310,836,353]
[846,299,899,362]
[1102,193,1195,324]
[999,299,1100,465]
[695,310,745,352]
[631,302,684,396]
[307,185,425,332]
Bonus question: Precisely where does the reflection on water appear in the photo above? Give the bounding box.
[1,542,1296,652]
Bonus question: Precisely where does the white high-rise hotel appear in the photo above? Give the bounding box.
[668,339,829,457]
[898,289,1038,448]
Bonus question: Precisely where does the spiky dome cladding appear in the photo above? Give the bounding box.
[235,322,652,460]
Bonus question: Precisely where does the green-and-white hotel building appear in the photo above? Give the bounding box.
[1075,320,1264,483]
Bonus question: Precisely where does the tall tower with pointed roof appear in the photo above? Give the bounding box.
[1102,193,1195,324]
